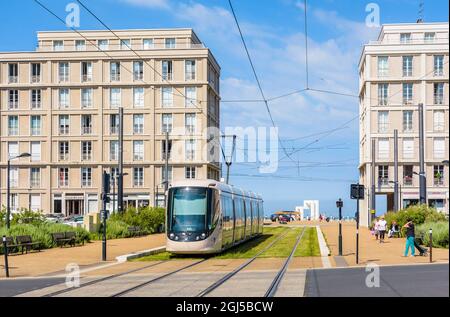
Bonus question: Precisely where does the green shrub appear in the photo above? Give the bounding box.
[384,205,446,231]
[0,222,91,254]
[91,219,139,240]
[417,222,449,248]
[108,206,165,235]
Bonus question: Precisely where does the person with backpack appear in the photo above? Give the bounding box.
[403,219,415,257]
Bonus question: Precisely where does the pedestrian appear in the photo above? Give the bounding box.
[403,218,415,257]
[373,218,380,240]
[388,221,400,238]
[378,216,387,243]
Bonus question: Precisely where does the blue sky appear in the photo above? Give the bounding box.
[0,0,448,217]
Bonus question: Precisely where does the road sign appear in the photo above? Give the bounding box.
[351,184,365,200]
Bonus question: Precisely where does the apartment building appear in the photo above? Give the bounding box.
[359,22,449,226]
[0,29,221,216]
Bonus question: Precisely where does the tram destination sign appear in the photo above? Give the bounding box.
[350,184,365,200]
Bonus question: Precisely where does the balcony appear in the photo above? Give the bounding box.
[434,69,444,77]
[82,75,93,82]
[59,75,69,82]
[81,153,92,161]
[378,178,389,186]
[82,180,92,188]
[8,101,18,109]
[59,179,69,188]
[8,76,18,83]
[31,101,41,109]
[133,154,144,161]
[434,177,444,187]
[59,153,69,161]
[31,128,41,136]
[110,126,118,134]
[434,96,444,105]
[30,179,41,188]
[186,151,195,161]
[133,125,144,135]
[59,127,70,135]
[110,74,120,82]
[82,126,92,135]
[134,73,144,81]
[378,99,388,106]
[186,126,195,134]
[403,176,413,186]
[8,128,19,136]
[31,75,41,83]
[82,100,92,109]
[162,73,173,81]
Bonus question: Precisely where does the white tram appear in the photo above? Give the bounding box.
[166,180,264,254]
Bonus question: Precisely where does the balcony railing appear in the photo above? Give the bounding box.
[369,38,449,45]
[31,128,41,136]
[403,99,414,106]
[59,180,69,188]
[59,75,69,82]
[82,126,92,135]
[8,128,18,136]
[434,69,444,77]
[162,152,172,160]
[186,151,195,161]
[434,96,444,105]
[134,126,144,134]
[110,126,118,134]
[186,126,195,134]
[162,73,173,81]
[133,154,144,161]
[378,98,388,106]
[403,177,413,186]
[82,75,92,82]
[110,153,118,161]
[134,73,144,81]
[31,75,41,83]
[82,100,92,108]
[59,127,70,135]
[30,179,40,188]
[434,178,444,186]
[110,74,120,82]
[8,101,18,109]
[59,153,69,161]
[81,153,92,161]
[31,101,41,109]
[8,76,18,83]
[82,180,92,187]
[379,178,389,186]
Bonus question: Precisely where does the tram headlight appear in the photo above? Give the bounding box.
[169,233,175,239]
[201,233,206,239]
[195,236,200,241]
[174,235,179,241]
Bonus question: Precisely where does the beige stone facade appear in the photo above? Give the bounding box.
[359,23,449,226]
[0,29,221,215]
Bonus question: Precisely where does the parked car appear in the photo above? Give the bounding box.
[270,214,279,222]
[45,213,64,223]
[278,215,291,224]
[63,215,84,227]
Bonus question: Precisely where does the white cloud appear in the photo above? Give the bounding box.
[121,0,170,9]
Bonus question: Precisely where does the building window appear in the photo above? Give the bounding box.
[185,60,196,80]
[162,114,173,133]
[30,194,41,212]
[8,142,19,160]
[162,87,173,107]
[133,141,144,161]
[30,168,41,188]
[185,166,196,179]
[75,40,86,51]
[53,40,64,51]
[59,115,70,135]
[133,114,144,134]
[59,168,69,187]
[378,111,388,133]
[58,62,69,82]
[133,167,144,187]
[8,116,19,136]
[402,111,413,132]
[434,165,444,186]
[433,138,445,159]
[9,167,19,188]
[81,141,92,161]
[434,55,444,76]
[81,167,92,187]
[143,38,153,49]
[378,84,388,105]
[31,89,42,109]
[110,141,119,161]
[403,165,413,186]
[378,165,389,186]
[11,193,19,212]
[185,87,196,108]
[165,38,176,49]
[425,32,435,43]
[110,114,119,134]
[8,63,18,83]
[400,33,411,44]
[81,115,92,135]
[8,90,19,109]
[110,62,121,81]
[403,83,413,105]
[161,166,173,183]
[120,39,131,50]
[110,88,121,108]
[378,138,389,159]
[377,56,388,77]
[402,138,414,159]
[59,88,70,108]
[31,141,41,162]
[433,110,445,132]
[31,63,41,83]
[81,62,93,82]
[162,140,172,160]
[81,88,93,108]
[59,141,69,161]
[185,113,196,134]
[98,39,109,50]
[133,87,145,107]
[185,139,196,161]
[434,83,444,105]
[133,61,144,81]
[402,56,413,77]
[30,115,41,136]
[162,60,173,80]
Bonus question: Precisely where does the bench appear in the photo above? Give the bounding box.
[52,232,76,248]
[1,237,20,255]
[128,226,145,237]
[15,235,41,254]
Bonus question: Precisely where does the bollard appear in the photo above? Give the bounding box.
[2,236,9,278]
[429,228,433,263]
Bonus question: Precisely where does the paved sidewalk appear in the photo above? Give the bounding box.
[0,234,166,278]
[320,222,449,267]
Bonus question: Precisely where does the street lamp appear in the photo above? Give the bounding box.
[336,199,344,256]
[112,172,128,214]
[388,181,402,212]
[7,153,31,229]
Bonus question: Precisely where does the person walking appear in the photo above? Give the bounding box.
[373,218,380,240]
[403,219,415,257]
[378,216,387,243]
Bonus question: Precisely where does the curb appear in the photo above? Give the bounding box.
[115,246,166,263]
[316,225,332,268]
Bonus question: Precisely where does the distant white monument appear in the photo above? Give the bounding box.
[295,200,320,220]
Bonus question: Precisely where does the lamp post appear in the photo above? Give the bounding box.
[389,181,400,212]
[7,153,31,229]
[336,199,343,256]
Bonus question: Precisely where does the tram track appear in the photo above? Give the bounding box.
[196,227,304,297]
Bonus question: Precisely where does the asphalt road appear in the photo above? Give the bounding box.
[304,264,449,297]
[0,277,65,297]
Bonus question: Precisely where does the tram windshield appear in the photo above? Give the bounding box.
[168,187,212,233]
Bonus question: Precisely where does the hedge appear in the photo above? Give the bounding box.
[416,222,449,248]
